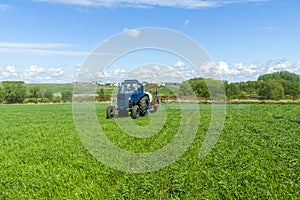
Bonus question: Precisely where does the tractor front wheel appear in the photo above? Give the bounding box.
[106,106,115,119]
[131,105,139,119]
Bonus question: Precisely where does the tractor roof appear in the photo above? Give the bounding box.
[122,79,142,84]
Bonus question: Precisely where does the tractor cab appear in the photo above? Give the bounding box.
[119,81,143,93]
[117,80,146,111]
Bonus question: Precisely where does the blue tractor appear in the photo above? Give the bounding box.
[106,80,159,119]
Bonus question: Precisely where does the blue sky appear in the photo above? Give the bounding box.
[0,0,299,83]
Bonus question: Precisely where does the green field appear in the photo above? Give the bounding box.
[26,83,74,94]
[25,83,177,95]
[0,103,299,199]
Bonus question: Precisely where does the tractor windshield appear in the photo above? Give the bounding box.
[120,83,142,93]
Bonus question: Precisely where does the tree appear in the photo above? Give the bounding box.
[96,87,105,100]
[96,87,111,102]
[43,89,54,100]
[61,90,73,102]
[180,78,226,100]
[29,86,41,98]
[186,78,210,98]
[205,79,225,100]
[258,71,300,82]
[238,91,248,100]
[278,80,300,100]
[225,82,240,99]
[179,81,194,96]
[0,86,4,103]
[1,81,26,104]
[178,70,300,101]
[259,80,284,100]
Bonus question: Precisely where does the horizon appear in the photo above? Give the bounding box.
[2,69,298,85]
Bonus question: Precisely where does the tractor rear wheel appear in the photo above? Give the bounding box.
[138,96,149,116]
[131,105,139,119]
[106,106,115,119]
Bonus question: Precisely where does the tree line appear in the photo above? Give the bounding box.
[0,81,73,104]
[180,71,300,101]
[1,70,300,104]
[0,81,113,104]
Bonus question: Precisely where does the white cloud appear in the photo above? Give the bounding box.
[95,70,109,79]
[1,71,9,78]
[20,66,45,81]
[49,67,64,76]
[27,65,45,75]
[118,64,183,83]
[174,60,185,67]
[211,58,300,82]
[153,65,161,71]
[267,67,275,74]
[36,0,269,9]
[6,66,17,73]
[200,61,216,73]
[123,28,141,38]
[113,68,126,76]
[1,58,298,83]
[218,61,230,74]
[260,58,297,75]
[0,42,91,56]
[1,65,19,78]
[184,19,190,27]
[0,4,10,11]
[245,68,257,74]
[0,65,73,83]
[294,61,300,74]
[216,61,260,82]
[198,61,220,79]
[234,62,245,71]
[274,61,293,70]
[0,42,73,49]
[218,61,239,75]
[0,47,90,56]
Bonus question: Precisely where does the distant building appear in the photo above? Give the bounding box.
[161,82,180,87]
[53,92,62,97]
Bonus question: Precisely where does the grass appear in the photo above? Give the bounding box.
[26,83,74,94]
[0,103,299,199]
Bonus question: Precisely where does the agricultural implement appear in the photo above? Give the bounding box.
[106,80,159,119]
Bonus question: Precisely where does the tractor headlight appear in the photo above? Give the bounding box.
[128,97,131,101]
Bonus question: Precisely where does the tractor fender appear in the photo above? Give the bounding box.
[145,92,153,103]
